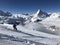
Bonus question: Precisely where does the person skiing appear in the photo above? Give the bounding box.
[13,24,17,30]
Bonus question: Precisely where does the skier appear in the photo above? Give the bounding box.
[13,24,17,30]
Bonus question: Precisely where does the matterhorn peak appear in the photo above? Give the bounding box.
[34,9,42,17]
[31,9,49,22]
[34,9,49,18]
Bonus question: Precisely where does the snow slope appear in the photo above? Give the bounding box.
[0,39,26,45]
[41,13,60,26]
[0,10,60,45]
[0,23,60,45]
[41,13,60,33]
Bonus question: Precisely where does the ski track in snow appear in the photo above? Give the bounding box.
[0,24,48,45]
[0,24,60,45]
[0,33,46,45]
[0,25,47,45]
[0,24,46,38]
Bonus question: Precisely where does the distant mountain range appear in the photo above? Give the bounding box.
[0,9,59,26]
[0,10,12,16]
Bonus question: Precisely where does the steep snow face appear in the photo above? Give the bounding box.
[34,9,48,18]
[41,13,60,33]
[42,13,60,21]
[31,9,49,22]
[41,13,60,27]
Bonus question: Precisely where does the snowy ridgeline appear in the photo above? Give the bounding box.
[0,9,50,25]
[0,9,60,45]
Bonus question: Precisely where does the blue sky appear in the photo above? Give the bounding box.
[0,0,60,14]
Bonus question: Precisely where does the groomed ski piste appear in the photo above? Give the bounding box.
[0,23,60,45]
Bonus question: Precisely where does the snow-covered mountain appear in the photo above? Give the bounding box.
[0,10,12,16]
[41,13,60,32]
[0,9,60,45]
[0,11,27,25]
[0,9,50,25]
[41,13,60,26]
[31,9,49,22]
